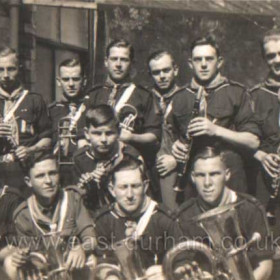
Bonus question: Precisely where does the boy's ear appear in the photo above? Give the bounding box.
[188,58,194,70]
[108,182,116,198]
[56,76,62,87]
[24,176,32,188]
[143,179,149,193]
[225,168,231,182]
[104,57,108,68]
[217,56,224,70]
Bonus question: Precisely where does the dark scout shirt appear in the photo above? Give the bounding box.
[171,79,260,152]
[250,83,280,154]
[0,91,51,148]
[78,82,161,164]
[94,202,180,268]
[177,193,273,269]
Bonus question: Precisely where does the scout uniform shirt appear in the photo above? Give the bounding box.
[250,80,280,154]
[172,76,260,150]
[13,188,95,252]
[0,86,51,189]
[171,75,260,192]
[0,87,51,153]
[73,141,141,212]
[152,85,186,156]
[79,79,161,165]
[177,190,273,270]
[94,197,181,269]
[249,79,280,203]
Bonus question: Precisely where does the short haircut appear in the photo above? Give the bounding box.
[58,58,83,76]
[85,104,119,129]
[105,39,134,61]
[0,46,18,62]
[262,28,280,57]
[147,50,176,70]
[192,146,226,170]
[25,151,57,174]
[110,155,146,184]
[190,35,221,57]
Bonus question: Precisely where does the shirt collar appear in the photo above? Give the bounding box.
[265,75,280,89]
[104,76,131,89]
[190,73,227,91]
[0,85,24,101]
[197,186,237,212]
[152,84,180,100]
[113,196,152,218]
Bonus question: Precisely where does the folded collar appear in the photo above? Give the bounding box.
[190,73,227,91]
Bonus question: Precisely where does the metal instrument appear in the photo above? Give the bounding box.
[54,102,86,165]
[163,203,260,280]
[94,263,125,280]
[173,86,203,192]
[266,145,280,225]
[0,118,18,163]
[94,238,164,280]
[117,104,138,131]
[17,236,95,280]
[0,90,29,163]
[77,153,119,207]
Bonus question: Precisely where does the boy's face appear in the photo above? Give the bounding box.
[57,65,83,99]
[85,123,119,156]
[188,44,223,84]
[263,39,280,78]
[105,46,131,82]
[191,156,230,207]
[149,53,178,92]
[110,168,148,215]
[25,159,60,203]
[0,54,19,91]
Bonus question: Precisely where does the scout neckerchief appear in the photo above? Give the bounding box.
[113,196,157,239]
[27,190,69,235]
[198,186,237,213]
[0,86,28,146]
[152,84,180,120]
[190,73,227,117]
[105,78,136,112]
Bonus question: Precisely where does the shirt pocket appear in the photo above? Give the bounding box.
[208,106,234,126]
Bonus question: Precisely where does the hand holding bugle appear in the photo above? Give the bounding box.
[173,86,203,192]
[77,153,119,190]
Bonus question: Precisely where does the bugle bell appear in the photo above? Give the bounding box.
[117,104,138,131]
[162,203,259,280]
[55,115,78,165]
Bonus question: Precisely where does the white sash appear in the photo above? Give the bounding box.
[4,90,29,122]
[28,191,69,235]
[115,83,136,113]
[164,101,173,120]
[133,199,157,240]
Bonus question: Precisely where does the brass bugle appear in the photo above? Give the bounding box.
[77,153,119,190]
[118,104,138,131]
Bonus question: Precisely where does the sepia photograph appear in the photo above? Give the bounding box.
[0,0,279,279]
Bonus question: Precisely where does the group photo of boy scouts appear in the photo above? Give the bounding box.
[0,0,280,279]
